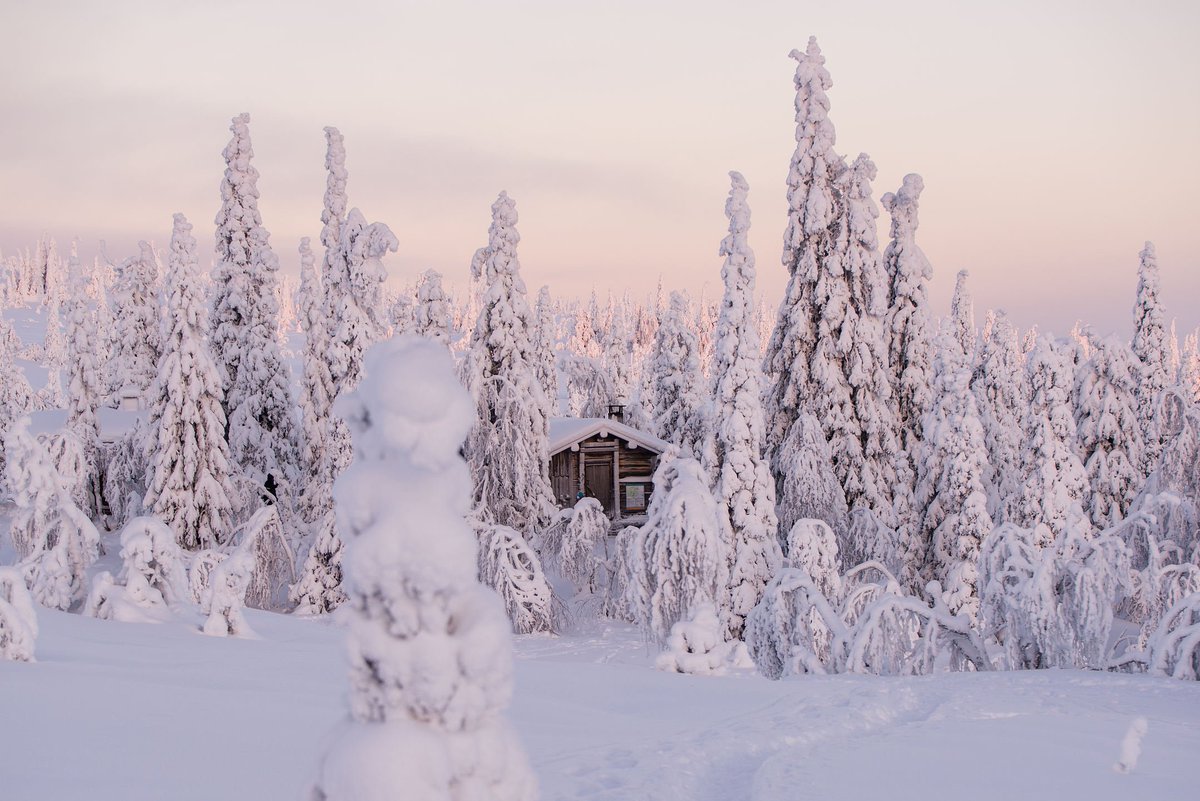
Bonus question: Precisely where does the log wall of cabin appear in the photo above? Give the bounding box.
[551,434,661,521]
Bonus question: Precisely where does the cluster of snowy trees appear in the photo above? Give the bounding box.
[2,39,1199,686]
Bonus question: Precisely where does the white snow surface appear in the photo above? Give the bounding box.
[1,609,1197,801]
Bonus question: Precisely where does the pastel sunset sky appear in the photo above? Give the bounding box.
[2,0,1197,337]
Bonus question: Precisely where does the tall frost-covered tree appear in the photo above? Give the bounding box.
[533,285,558,413]
[950,269,976,363]
[605,301,634,407]
[309,338,537,801]
[143,214,235,550]
[413,269,454,346]
[110,240,161,400]
[915,329,992,618]
[1132,241,1171,471]
[464,192,556,536]
[1182,330,1200,403]
[1074,334,1143,529]
[296,237,334,525]
[707,172,781,640]
[764,37,843,471]
[211,113,298,491]
[62,251,104,516]
[327,208,397,394]
[0,316,34,440]
[972,309,1026,524]
[882,173,934,460]
[1019,337,1088,544]
[648,292,708,459]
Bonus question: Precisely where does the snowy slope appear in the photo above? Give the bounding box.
[1,610,1197,801]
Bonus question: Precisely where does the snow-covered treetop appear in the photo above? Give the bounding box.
[783,36,839,255]
[881,174,928,267]
[841,152,888,316]
[321,126,348,253]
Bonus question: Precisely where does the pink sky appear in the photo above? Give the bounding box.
[2,0,1197,338]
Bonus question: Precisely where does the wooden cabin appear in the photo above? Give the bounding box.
[548,416,668,528]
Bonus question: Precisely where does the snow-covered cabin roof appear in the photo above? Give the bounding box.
[26,408,146,444]
[548,417,669,455]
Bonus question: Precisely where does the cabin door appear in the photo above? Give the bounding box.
[583,455,614,517]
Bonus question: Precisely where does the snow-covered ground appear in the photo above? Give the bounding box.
[2,608,1197,801]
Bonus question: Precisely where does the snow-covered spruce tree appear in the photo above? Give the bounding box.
[784,518,843,601]
[142,213,236,550]
[915,328,992,618]
[62,252,103,516]
[881,173,934,483]
[464,192,556,537]
[552,497,610,595]
[533,285,559,413]
[648,291,709,459]
[110,240,161,401]
[476,522,555,634]
[38,291,67,409]
[971,309,1027,525]
[211,113,299,494]
[5,418,99,611]
[1132,241,1171,471]
[605,300,634,408]
[200,545,256,638]
[763,36,844,469]
[310,337,537,801]
[655,601,745,676]
[1074,334,1143,529]
[707,172,782,640]
[0,315,35,440]
[1128,388,1200,555]
[1018,337,1089,544]
[391,291,416,337]
[776,412,850,559]
[1181,330,1200,403]
[950,269,976,364]
[625,452,729,641]
[327,208,397,394]
[0,567,37,662]
[291,237,346,615]
[414,269,454,346]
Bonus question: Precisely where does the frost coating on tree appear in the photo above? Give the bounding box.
[708,172,781,639]
[0,315,35,440]
[0,567,37,662]
[1074,334,1144,528]
[553,497,609,595]
[414,269,454,346]
[1132,242,1171,471]
[1018,337,1089,543]
[211,113,299,494]
[533,286,559,413]
[784,518,843,601]
[776,413,850,556]
[62,251,102,515]
[882,174,933,489]
[915,329,992,618]
[648,292,709,459]
[5,418,99,610]
[476,523,555,635]
[296,236,335,527]
[979,513,1129,669]
[310,337,537,801]
[1180,330,1200,404]
[971,310,1026,524]
[143,213,236,550]
[950,269,976,363]
[108,240,161,401]
[327,208,397,394]
[85,516,188,623]
[625,453,729,641]
[464,192,556,537]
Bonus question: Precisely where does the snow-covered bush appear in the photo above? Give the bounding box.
[980,511,1130,670]
[228,505,295,611]
[784,518,842,601]
[84,516,188,623]
[775,414,850,557]
[656,601,748,676]
[200,545,256,638]
[553,497,609,595]
[477,522,555,635]
[310,336,537,801]
[602,525,639,622]
[290,515,346,616]
[102,421,147,525]
[0,567,37,662]
[187,549,227,605]
[625,452,729,641]
[6,418,100,610]
[1146,592,1200,680]
[745,567,846,678]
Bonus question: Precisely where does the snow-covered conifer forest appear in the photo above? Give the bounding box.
[1,33,1198,801]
